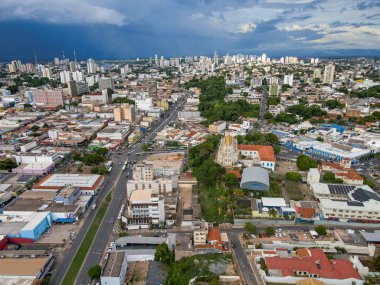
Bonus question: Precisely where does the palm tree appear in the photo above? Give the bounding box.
[268,208,278,219]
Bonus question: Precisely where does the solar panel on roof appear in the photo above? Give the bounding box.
[352,188,380,202]
[328,184,355,195]
[347,201,364,207]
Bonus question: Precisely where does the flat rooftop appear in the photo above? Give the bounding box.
[103,251,125,277]
[0,257,50,277]
[19,190,56,201]
[33,174,103,191]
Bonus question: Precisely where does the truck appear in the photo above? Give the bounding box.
[92,203,97,210]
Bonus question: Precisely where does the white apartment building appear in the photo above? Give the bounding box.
[125,190,165,228]
[132,163,154,181]
[126,178,172,198]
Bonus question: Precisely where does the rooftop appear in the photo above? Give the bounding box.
[265,248,362,280]
[33,174,103,191]
[102,251,126,277]
[0,256,50,277]
[238,144,275,162]
[129,189,152,202]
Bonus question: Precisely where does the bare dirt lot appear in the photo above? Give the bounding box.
[125,261,149,285]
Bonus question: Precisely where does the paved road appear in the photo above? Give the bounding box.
[73,97,187,285]
[51,153,127,285]
[228,231,262,285]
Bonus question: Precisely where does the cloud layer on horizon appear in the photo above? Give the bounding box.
[0,0,379,59]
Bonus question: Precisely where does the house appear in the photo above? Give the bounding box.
[238,145,276,171]
[264,248,363,285]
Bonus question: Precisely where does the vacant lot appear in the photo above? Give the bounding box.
[285,181,304,201]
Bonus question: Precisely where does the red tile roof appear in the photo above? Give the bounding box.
[298,207,316,219]
[265,248,362,280]
[226,169,242,179]
[238,145,275,162]
[207,227,222,244]
[321,162,363,181]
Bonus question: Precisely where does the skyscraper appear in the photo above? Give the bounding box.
[42,67,53,79]
[313,69,322,80]
[59,71,72,84]
[69,61,76,72]
[214,50,219,65]
[284,74,294,86]
[323,64,335,84]
[87,59,97,74]
[113,104,136,123]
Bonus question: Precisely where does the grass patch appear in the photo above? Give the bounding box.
[285,181,304,201]
[61,192,112,285]
[165,253,233,285]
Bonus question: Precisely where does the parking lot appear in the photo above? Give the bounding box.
[36,223,81,245]
[246,229,334,243]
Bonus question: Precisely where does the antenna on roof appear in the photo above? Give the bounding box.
[34,50,38,66]
[73,48,77,66]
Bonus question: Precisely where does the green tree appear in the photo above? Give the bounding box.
[323,171,343,184]
[87,264,102,280]
[265,226,275,237]
[296,155,318,171]
[266,133,279,145]
[30,125,40,132]
[0,158,17,170]
[315,225,327,236]
[268,208,278,219]
[154,243,173,265]
[264,112,274,120]
[374,255,380,270]
[244,222,257,234]
[224,173,239,188]
[97,166,108,175]
[285,172,302,182]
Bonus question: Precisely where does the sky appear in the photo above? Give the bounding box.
[0,0,380,60]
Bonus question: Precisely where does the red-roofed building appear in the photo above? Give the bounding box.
[321,162,363,185]
[194,227,228,252]
[238,145,276,171]
[264,248,363,285]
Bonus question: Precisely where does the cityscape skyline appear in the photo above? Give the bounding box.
[1,0,380,60]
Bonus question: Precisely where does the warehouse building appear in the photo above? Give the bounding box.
[32,174,104,195]
[240,167,270,191]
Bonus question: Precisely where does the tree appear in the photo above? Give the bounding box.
[24,103,32,108]
[244,222,257,234]
[224,173,239,188]
[30,125,40,132]
[315,225,327,236]
[87,264,102,280]
[266,133,279,145]
[323,171,343,184]
[374,255,380,270]
[265,226,275,237]
[268,208,278,219]
[264,112,274,120]
[297,155,318,171]
[285,172,302,182]
[154,243,173,265]
[0,158,17,170]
